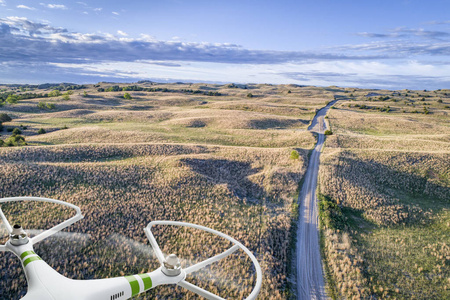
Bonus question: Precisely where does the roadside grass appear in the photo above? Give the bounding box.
[319,147,449,299]
[359,209,449,299]
[319,90,449,299]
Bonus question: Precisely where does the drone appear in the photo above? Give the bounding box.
[0,197,262,300]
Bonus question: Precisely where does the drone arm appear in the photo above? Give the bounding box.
[184,244,240,275]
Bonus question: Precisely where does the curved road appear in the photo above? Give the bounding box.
[296,100,337,300]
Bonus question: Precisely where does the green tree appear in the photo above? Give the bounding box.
[124,92,132,100]
[46,103,56,109]
[12,128,21,135]
[0,113,12,122]
[3,134,26,146]
[37,128,46,134]
[62,94,70,100]
[6,94,19,104]
[48,90,61,97]
[324,130,333,135]
[290,150,300,160]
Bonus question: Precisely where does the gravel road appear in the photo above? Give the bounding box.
[296,100,337,300]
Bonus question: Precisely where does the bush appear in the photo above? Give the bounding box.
[38,102,56,110]
[318,193,345,230]
[48,90,61,97]
[62,94,70,101]
[123,92,132,100]
[37,128,46,134]
[324,130,333,135]
[290,150,300,160]
[2,134,26,146]
[5,94,19,104]
[37,102,46,109]
[0,113,12,122]
[0,122,2,131]
[247,93,253,98]
[6,127,13,132]
[12,128,22,135]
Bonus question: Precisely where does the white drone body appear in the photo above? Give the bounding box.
[0,197,262,300]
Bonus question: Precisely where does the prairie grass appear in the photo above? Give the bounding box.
[0,143,308,299]
[319,148,449,299]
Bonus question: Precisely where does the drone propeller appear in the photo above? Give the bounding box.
[0,196,83,248]
[145,221,262,300]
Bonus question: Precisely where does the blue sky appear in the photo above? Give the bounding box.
[1,0,450,89]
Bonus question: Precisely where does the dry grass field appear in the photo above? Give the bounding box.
[1,83,449,299]
[318,88,450,299]
[0,82,331,299]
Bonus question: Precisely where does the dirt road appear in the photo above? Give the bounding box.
[296,100,337,300]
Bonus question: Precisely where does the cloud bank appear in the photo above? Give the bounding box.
[0,17,449,89]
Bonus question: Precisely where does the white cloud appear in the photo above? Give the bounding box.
[40,3,68,10]
[0,0,6,7]
[17,5,36,10]
[0,17,449,89]
[112,11,119,16]
[94,7,102,12]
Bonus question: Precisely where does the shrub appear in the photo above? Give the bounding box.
[37,128,46,134]
[290,150,300,160]
[38,102,56,110]
[318,193,345,230]
[38,102,46,109]
[324,130,333,135]
[6,127,13,132]
[62,94,70,101]
[3,134,26,146]
[5,94,19,104]
[48,90,61,97]
[123,92,132,100]
[0,113,12,122]
[247,93,253,98]
[12,128,22,135]
[0,122,2,131]
[83,91,88,97]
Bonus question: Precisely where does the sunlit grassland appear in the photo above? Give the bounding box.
[319,88,450,299]
[0,143,309,299]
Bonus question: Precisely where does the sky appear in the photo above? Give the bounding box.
[0,0,450,89]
